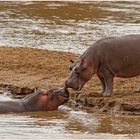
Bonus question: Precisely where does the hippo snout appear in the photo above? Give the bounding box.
[63,88,69,98]
[54,87,69,99]
[65,79,74,89]
[60,87,69,98]
[65,79,79,90]
[65,80,69,88]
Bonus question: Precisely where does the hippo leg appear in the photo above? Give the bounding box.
[97,74,106,94]
[101,70,113,96]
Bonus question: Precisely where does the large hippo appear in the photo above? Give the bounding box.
[65,35,140,96]
[0,87,69,113]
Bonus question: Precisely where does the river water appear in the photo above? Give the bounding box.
[0,1,140,54]
[0,1,140,139]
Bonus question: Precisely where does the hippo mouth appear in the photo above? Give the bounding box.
[54,87,69,99]
[59,89,69,99]
[70,83,84,91]
[65,79,85,91]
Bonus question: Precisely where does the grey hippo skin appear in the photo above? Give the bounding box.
[0,87,69,113]
[65,35,140,96]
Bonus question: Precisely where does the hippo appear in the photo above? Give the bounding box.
[0,87,69,113]
[65,35,140,96]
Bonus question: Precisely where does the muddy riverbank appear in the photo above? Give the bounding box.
[0,47,140,115]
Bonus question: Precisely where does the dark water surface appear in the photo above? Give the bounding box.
[0,1,140,139]
[0,1,140,54]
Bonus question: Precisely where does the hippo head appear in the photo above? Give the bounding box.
[44,87,69,110]
[23,87,69,111]
[65,58,95,90]
[39,87,69,111]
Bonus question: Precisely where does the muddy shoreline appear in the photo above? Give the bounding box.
[0,47,140,115]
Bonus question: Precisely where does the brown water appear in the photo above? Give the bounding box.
[0,105,140,139]
[0,1,140,139]
[0,1,140,54]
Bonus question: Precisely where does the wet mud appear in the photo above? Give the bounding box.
[73,92,140,115]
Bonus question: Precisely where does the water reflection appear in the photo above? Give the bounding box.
[0,105,139,139]
[0,1,140,53]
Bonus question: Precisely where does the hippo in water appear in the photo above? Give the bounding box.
[65,35,140,96]
[0,87,69,113]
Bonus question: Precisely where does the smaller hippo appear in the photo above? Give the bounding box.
[65,35,140,96]
[0,87,69,113]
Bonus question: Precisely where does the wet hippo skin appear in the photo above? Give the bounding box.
[65,35,140,96]
[0,87,69,113]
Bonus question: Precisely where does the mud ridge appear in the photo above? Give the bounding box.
[74,92,140,115]
[0,84,34,98]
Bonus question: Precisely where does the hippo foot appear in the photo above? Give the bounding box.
[100,90,105,94]
[102,92,112,97]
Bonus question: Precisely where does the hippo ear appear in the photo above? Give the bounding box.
[70,59,74,63]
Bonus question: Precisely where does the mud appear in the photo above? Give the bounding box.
[74,92,140,115]
[0,47,140,115]
[0,83,34,96]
